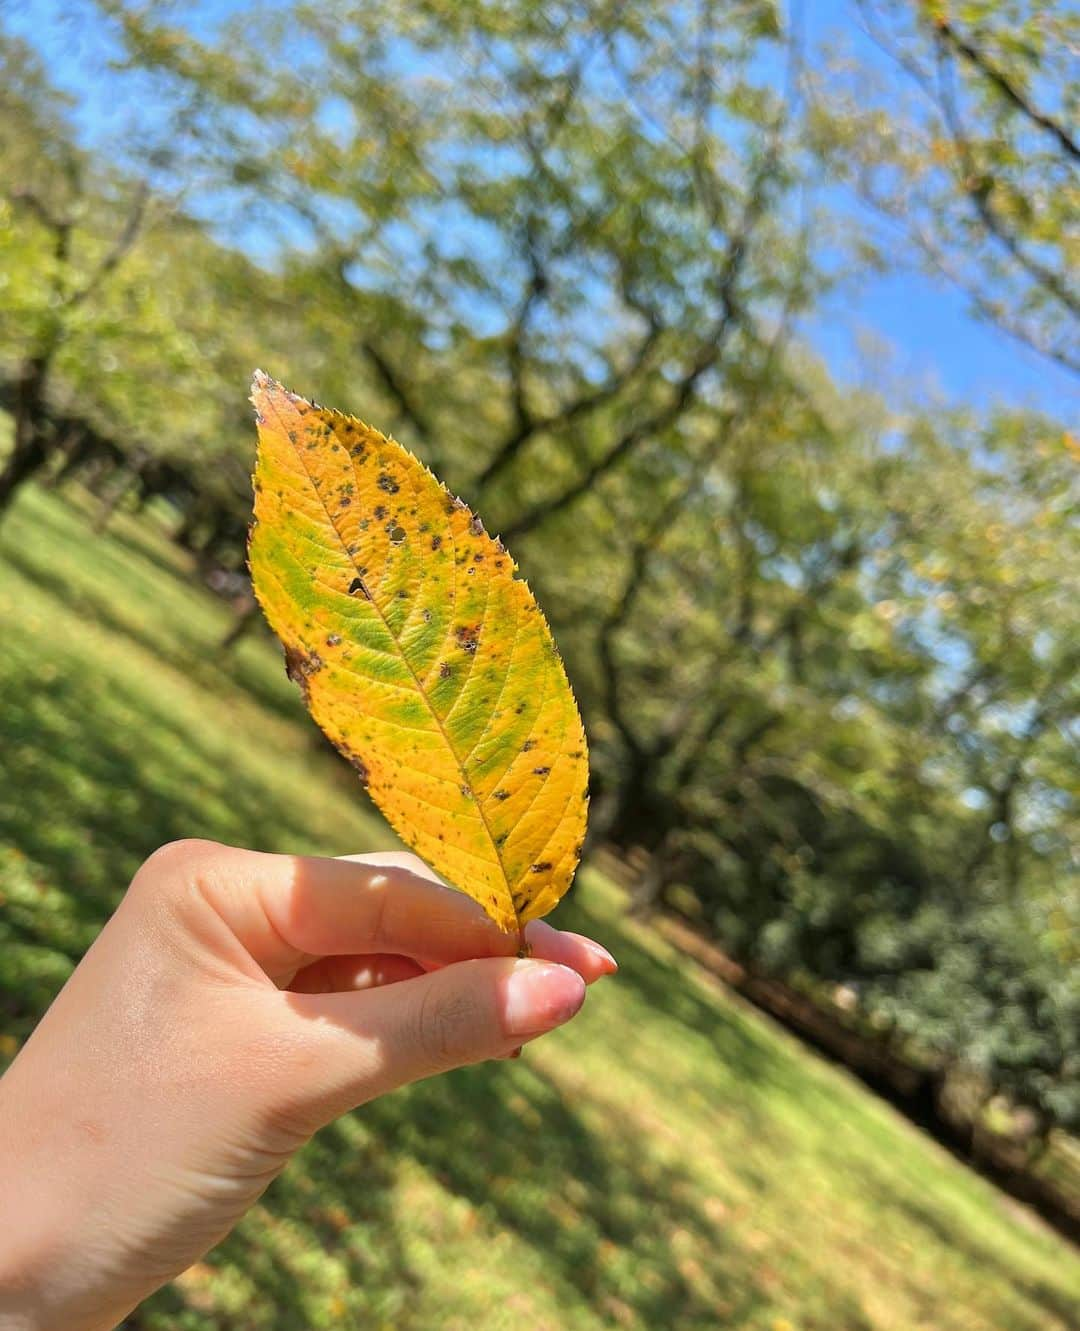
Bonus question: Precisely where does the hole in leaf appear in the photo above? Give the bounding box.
[388,524,407,544]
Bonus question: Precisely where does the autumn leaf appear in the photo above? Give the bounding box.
[248,371,588,933]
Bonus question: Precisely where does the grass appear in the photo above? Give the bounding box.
[1,481,1078,1331]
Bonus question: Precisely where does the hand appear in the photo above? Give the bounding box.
[0,840,616,1331]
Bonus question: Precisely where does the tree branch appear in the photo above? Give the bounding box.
[933,35,1079,320]
[867,199,1080,375]
[504,218,547,448]
[360,338,437,450]
[10,187,71,235]
[963,686,1067,891]
[931,14,1079,162]
[670,533,861,788]
[68,181,150,310]
[593,299,797,767]
[476,276,662,492]
[475,39,661,494]
[500,137,780,539]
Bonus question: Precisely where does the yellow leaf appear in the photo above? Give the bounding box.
[248,372,588,933]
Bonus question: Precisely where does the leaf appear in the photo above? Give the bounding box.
[248,371,588,933]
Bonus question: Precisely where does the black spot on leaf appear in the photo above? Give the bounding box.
[455,624,480,653]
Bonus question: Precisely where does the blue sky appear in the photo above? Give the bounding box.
[5,0,1075,419]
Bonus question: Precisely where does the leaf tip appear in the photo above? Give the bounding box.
[250,368,275,423]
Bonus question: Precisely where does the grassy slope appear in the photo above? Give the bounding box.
[1,484,1077,1331]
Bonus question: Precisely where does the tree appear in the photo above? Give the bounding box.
[832,0,1079,373]
[0,33,305,525]
[91,0,821,517]
[5,0,1076,1130]
[0,36,149,511]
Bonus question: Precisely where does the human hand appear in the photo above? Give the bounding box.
[0,840,615,1331]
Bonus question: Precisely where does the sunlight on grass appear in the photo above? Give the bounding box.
[2,485,1078,1330]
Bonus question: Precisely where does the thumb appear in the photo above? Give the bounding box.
[278,957,586,1125]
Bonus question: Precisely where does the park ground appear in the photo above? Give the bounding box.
[1,482,1078,1331]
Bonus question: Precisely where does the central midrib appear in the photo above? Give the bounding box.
[271,394,513,904]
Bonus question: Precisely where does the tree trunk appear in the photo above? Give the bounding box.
[0,432,50,515]
[604,749,667,852]
[175,496,212,551]
[0,354,51,518]
[94,452,148,533]
[221,596,258,652]
[93,470,133,532]
[629,850,666,916]
[39,427,86,489]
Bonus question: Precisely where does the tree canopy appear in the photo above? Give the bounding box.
[1,0,1076,1131]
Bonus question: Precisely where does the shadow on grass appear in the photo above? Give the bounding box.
[871,1186,1078,1331]
[0,655,357,1040]
[365,1057,769,1329]
[128,1057,773,1331]
[9,490,1070,1331]
[0,662,775,1331]
[85,499,197,586]
[555,886,835,1135]
[124,1125,419,1330]
[1,501,306,727]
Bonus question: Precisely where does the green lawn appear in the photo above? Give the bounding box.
[2,483,1077,1331]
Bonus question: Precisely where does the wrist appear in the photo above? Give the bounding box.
[0,1060,124,1331]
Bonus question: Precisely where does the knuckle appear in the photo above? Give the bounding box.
[137,837,223,888]
[415,975,483,1071]
[128,839,235,930]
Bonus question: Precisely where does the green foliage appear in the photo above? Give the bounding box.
[1,485,1077,1329]
[0,0,1076,1131]
[865,891,1080,1129]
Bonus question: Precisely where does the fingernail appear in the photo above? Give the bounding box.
[503,960,586,1038]
[585,940,618,974]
